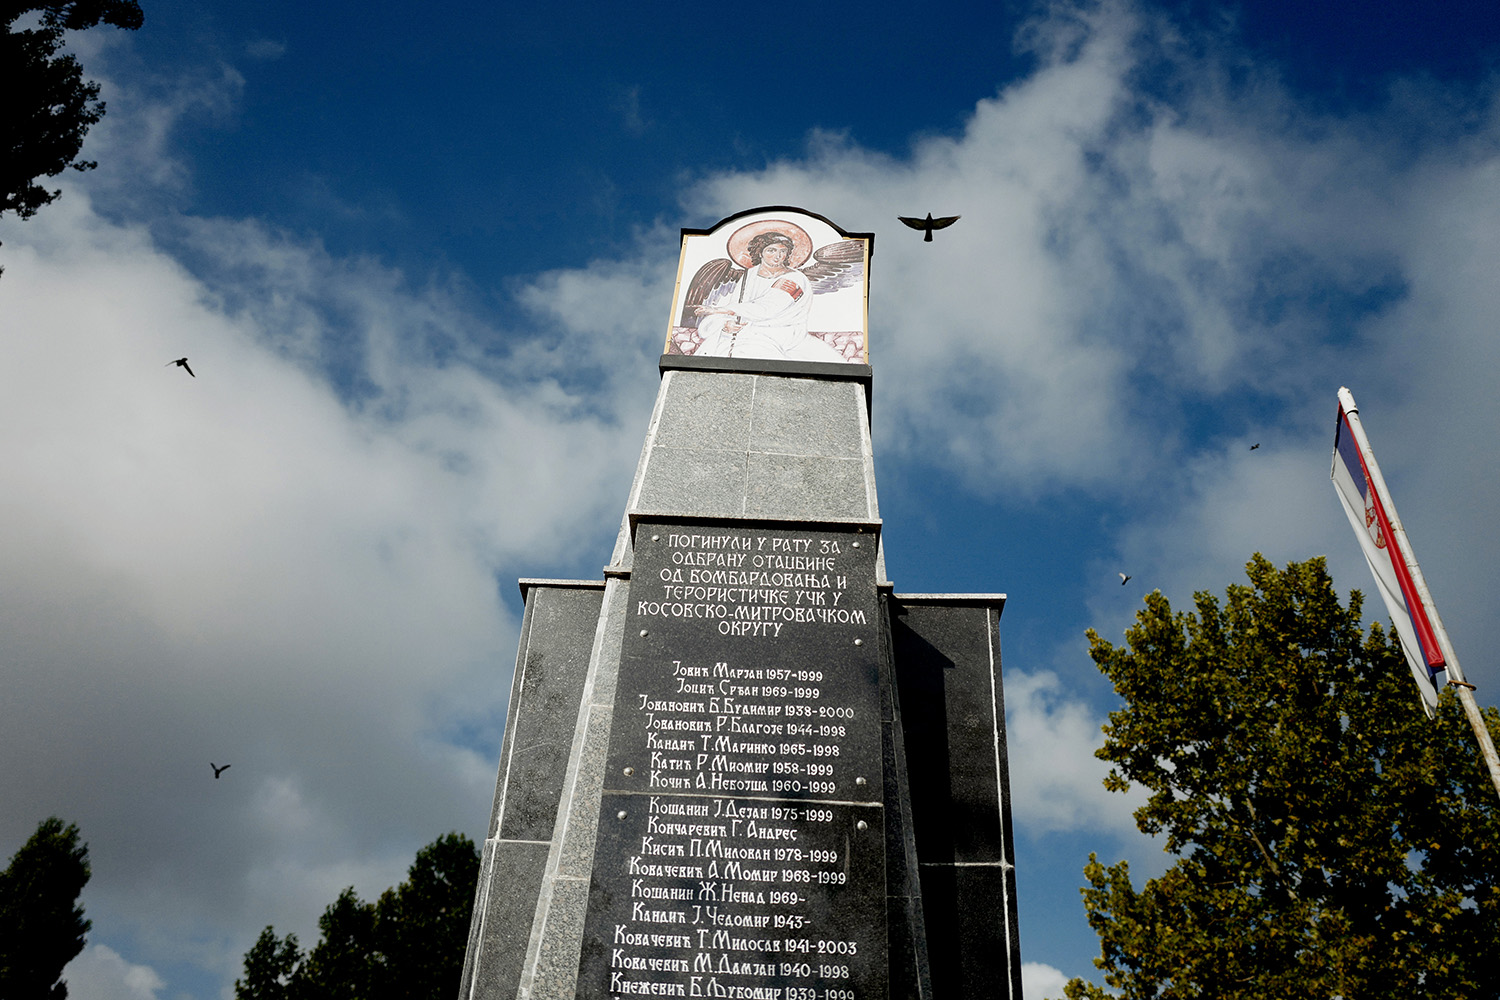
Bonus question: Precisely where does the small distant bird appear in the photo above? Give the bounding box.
[167,358,195,377]
[897,213,961,242]
[211,762,230,779]
[1250,443,1260,451]
[1119,573,1132,585]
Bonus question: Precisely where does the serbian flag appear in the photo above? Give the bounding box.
[1331,387,1452,714]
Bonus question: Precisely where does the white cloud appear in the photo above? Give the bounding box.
[1005,669,1140,838]
[1022,961,1072,1000]
[64,944,165,1000]
[0,185,657,980]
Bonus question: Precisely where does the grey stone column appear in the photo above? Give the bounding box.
[461,363,1023,1000]
[462,367,887,1000]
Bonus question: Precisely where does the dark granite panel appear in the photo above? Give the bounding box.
[603,524,885,807]
[468,840,552,1000]
[885,900,924,1000]
[880,719,911,897]
[880,593,931,1000]
[881,710,931,1000]
[915,865,960,998]
[915,865,1023,1000]
[579,794,886,1000]
[498,585,606,843]
[952,866,1022,1000]
[890,603,1005,864]
[892,599,1020,999]
[578,522,890,1000]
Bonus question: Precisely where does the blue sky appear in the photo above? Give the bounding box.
[3,1,1499,998]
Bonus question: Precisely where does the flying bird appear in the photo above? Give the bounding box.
[167,358,195,377]
[897,213,961,242]
[211,762,230,779]
[1119,573,1132,585]
[1250,443,1260,451]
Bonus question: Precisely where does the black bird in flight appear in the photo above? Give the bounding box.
[1250,443,1260,450]
[167,358,195,377]
[897,213,961,242]
[1119,573,1132,586]
[211,762,231,779]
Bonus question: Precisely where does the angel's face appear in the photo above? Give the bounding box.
[761,243,789,267]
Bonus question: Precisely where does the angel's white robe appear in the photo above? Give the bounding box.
[697,267,844,363]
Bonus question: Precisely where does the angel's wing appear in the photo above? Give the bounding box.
[679,258,745,326]
[799,240,865,294]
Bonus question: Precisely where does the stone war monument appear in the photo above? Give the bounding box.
[459,207,1023,1000]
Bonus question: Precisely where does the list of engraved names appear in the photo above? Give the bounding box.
[578,524,885,1000]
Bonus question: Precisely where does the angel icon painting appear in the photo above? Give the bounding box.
[666,209,872,364]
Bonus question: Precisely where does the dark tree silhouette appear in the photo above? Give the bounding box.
[376,833,482,999]
[0,817,92,1000]
[296,889,379,1000]
[236,928,302,1000]
[235,832,480,1000]
[1,1,144,268]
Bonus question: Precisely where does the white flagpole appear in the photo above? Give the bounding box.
[1338,388,1500,801]
[1433,616,1500,802]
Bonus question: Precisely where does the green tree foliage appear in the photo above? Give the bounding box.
[370,833,483,1000]
[1,0,143,262]
[237,927,303,1000]
[235,832,480,1000]
[297,889,379,1000]
[1062,556,1500,999]
[0,817,92,1000]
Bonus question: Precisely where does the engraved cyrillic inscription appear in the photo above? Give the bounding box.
[579,524,885,1000]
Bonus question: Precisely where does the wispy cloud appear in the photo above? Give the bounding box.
[617,84,650,136]
[246,38,287,61]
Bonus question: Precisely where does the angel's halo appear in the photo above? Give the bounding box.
[726,219,814,269]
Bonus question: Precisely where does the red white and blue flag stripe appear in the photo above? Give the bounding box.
[1331,388,1450,713]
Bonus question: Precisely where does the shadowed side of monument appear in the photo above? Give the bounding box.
[891,598,1020,999]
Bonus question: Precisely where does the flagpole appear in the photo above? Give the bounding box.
[1451,686,1500,801]
[1338,388,1500,801]
[1424,591,1500,802]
